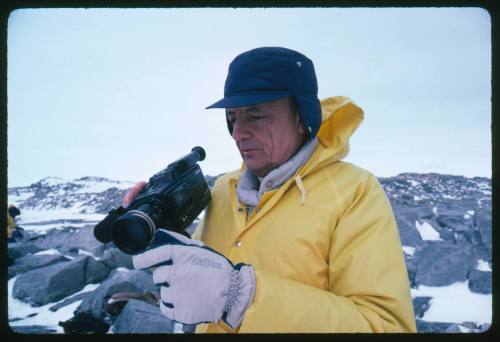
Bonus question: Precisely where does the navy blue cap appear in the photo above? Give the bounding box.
[206,47,322,138]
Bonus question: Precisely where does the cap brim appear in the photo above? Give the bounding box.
[206,92,293,109]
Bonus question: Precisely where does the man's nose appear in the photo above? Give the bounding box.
[231,119,251,141]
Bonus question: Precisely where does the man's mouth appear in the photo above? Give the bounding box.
[240,148,260,156]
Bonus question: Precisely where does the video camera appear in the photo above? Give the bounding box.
[93,146,211,255]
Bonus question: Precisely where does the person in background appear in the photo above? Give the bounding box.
[7,204,23,243]
[126,47,417,333]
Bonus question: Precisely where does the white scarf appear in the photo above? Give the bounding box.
[236,138,318,211]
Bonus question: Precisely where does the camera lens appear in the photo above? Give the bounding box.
[112,208,157,254]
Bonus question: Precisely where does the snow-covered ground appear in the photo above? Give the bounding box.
[8,217,492,333]
[8,278,101,333]
[9,213,492,333]
[411,281,492,326]
[7,176,492,332]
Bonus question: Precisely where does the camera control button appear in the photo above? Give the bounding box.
[234,240,242,247]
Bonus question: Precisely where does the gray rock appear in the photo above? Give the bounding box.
[7,242,44,260]
[412,296,432,318]
[394,214,421,247]
[415,319,455,333]
[9,325,58,333]
[111,299,173,333]
[99,247,133,270]
[13,256,110,306]
[414,242,474,287]
[8,253,70,279]
[433,225,456,243]
[468,269,492,294]
[76,269,158,320]
[394,206,435,223]
[404,256,417,287]
[444,323,463,333]
[29,226,104,257]
[49,291,92,312]
[436,209,467,230]
[478,323,491,332]
[474,208,492,251]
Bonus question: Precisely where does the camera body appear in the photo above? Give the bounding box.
[94,147,211,254]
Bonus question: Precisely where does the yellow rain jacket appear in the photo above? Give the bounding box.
[192,96,416,333]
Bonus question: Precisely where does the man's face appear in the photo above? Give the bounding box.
[226,97,306,177]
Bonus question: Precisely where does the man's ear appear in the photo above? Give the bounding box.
[295,114,306,135]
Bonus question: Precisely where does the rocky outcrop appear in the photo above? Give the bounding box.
[12,255,110,307]
[7,173,492,333]
[8,253,71,280]
[111,299,174,333]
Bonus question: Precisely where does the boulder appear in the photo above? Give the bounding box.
[29,226,105,257]
[435,209,467,230]
[393,206,435,223]
[468,269,492,294]
[49,291,92,312]
[99,247,134,270]
[443,324,463,333]
[404,256,417,287]
[9,325,58,334]
[8,254,70,279]
[474,208,492,252]
[394,214,421,247]
[412,296,432,319]
[414,242,474,287]
[415,319,455,333]
[76,269,158,320]
[13,256,110,306]
[7,242,44,260]
[111,299,173,333]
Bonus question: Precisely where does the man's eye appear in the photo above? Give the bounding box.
[249,115,265,121]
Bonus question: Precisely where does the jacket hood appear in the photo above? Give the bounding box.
[300,96,364,176]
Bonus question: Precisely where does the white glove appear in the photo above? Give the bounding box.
[132,230,256,328]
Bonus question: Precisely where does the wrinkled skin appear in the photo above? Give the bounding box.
[226,97,307,177]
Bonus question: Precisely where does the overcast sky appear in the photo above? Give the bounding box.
[7,7,491,187]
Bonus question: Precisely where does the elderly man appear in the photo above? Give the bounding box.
[129,47,416,333]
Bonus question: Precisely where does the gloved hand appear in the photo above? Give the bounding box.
[132,230,256,328]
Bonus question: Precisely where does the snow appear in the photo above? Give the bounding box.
[408,180,420,187]
[459,325,473,333]
[33,249,61,256]
[411,281,491,325]
[8,192,33,205]
[78,249,99,259]
[173,322,184,333]
[40,177,66,186]
[402,246,416,256]
[17,208,105,226]
[21,221,98,233]
[476,259,492,272]
[73,178,134,194]
[8,277,100,333]
[464,210,475,219]
[415,220,442,241]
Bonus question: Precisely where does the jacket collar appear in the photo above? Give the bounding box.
[236,138,318,207]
